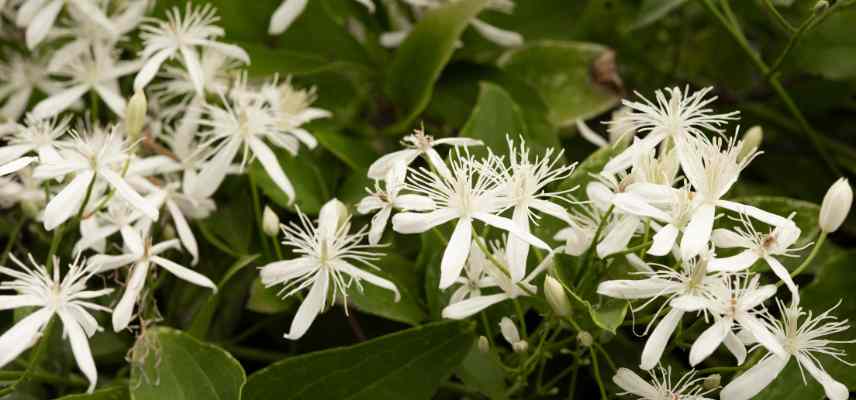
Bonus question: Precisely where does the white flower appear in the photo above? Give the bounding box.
[257,77,331,154]
[499,317,528,352]
[262,205,280,237]
[88,228,215,332]
[73,200,147,254]
[0,156,37,176]
[130,178,206,265]
[598,255,717,370]
[357,163,434,244]
[497,138,574,282]
[259,199,400,340]
[15,0,116,49]
[575,106,635,148]
[391,149,549,289]
[0,51,59,120]
[0,167,45,210]
[0,115,69,166]
[544,275,572,317]
[31,44,140,119]
[721,300,853,400]
[268,0,375,35]
[612,367,713,400]
[603,86,738,174]
[709,217,803,299]
[688,273,786,366]
[819,177,852,233]
[613,185,695,257]
[0,253,112,392]
[33,128,159,230]
[134,3,249,95]
[367,128,482,180]
[445,241,491,304]
[442,239,555,319]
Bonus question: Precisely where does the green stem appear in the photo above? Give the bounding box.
[248,173,272,260]
[0,216,27,266]
[513,299,528,339]
[589,348,608,400]
[767,13,819,77]
[576,205,614,287]
[786,232,827,282]
[697,365,741,375]
[760,0,796,32]
[221,344,287,363]
[480,312,496,348]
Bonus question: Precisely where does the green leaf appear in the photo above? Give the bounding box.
[793,7,856,80]
[498,40,622,128]
[131,328,246,400]
[459,82,528,158]
[346,254,427,325]
[455,343,508,399]
[629,0,689,30]
[246,277,299,315]
[188,254,261,338]
[249,150,334,215]
[551,254,631,334]
[384,0,491,133]
[198,178,255,255]
[55,387,128,400]
[313,129,378,170]
[242,320,475,400]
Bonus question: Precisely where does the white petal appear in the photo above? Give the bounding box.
[470,18,522,47]
[797,353,850,400]
[597,278,677,299]
[17,0,49,27]
[180,46,205,97]
[249,138,295,204]
[0,308,53,368]
[167,200,198,265]
[269,0,308,35]
[711,228,752,248]
[613,192,671,221]
[425,149,452,181]
[680,203,715,260]
[586,181,614,210]
[612,368,659,399]
[505,206,530,283]
[100,169,159,221]
[473,212,550,250]
[724,332,747,365]
[25,0,62,49]
[357,195,384,214]
[336,261,399,301]
[394,194,434,211]
[196,137,242,198]
[284,271,327,340]
[93,84,126,116]
[379,30,409,47]
[391,209,457,234]
[441,293,509,320]
[720,355,789,400]
[0,295,42,311]
[575,118,608,148]
[201,41,250,65]
[69,0,117,37]
[530,199,572,223]
[0,144,34,165]
[596,216,639,258]
[689,317,731,366]
[709,250,760,272]
[764,256,799,301]
[736,314,786,359]
[439,218,473,289]
[717,200,794,228]
[31,84,89,119]
[43,171,94,231]
[367,149,417,180]
[431,137,483,147]
[260,258,316,286]
[134,48,173,93]
[57,310,98,393]
[88,254,136,273]
[120,225,144,256]
[602,133,664,174]
[625,182,678,205]
[640,308,683,370]
[670,294,709,312]
[647,224,678,256]
[368,206,391,245]
[112,261,149,332]
[741,283,777,310]
[150,256,216,291]
[0,157,37,176]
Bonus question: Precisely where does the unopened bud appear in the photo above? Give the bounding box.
[511,340,528,353]
[544,275,572,318]
[738,126,763,161]
[319,198,350,236]
[703,374,722,390]
[814,0,830,13]
[478,336,490,353]
[262,206,280,237]
[819,178,852,233]
[125,90,147,141]
[577,331,593,347]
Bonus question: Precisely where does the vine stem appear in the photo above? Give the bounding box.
[589,347,609,400]
[784,232,827,283]
[0,215,27,266]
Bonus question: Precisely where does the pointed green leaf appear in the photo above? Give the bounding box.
[459,82,528,158]
[56,387,128,400]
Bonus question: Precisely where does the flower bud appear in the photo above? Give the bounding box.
[738,125,763,161]
[814,0,830,13]
[511,340,529,353]
[703,374,721,390]
[544,275,572,318]
[262,206,280,237]
[125,90,147,141]
[577,331,593,347]
[819,178,852,233]
[477,336,490,353]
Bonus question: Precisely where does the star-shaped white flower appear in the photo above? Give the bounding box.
[612,367,713,400]
[15,0,117,49]
[358,162,434,244]
[367,128,482,180]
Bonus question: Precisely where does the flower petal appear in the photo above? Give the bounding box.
[720,355,789,400]
[647,223,678,256]
[259,257,316,286]
[284,271,327,340]
[439,218,473,289]
[597,278,678,299]
[57,310,98,392]
[249,138,295,204]
[391,209,457,234]
[736,313,786,360]
[134,48,173,92]
[43,171,94,231]
[269,0,308,35]
[640,308,683,370]
[709,250,760,272]
[689,317,731,366]
[112,261,149,332]
[441,293,509,320]
[797,353,850,400]
[0,308,52,368]
[336,261,399,301]
[473,212,550,250]
[680,203,715,260]
[724,331,747,365]
[25,0,62,49]
[101,169,159,221]
[612,368,659,399]
[31,84,89,119]
[150,256,216,291]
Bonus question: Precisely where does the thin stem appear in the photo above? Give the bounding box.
[481,312,496,348]
[760,0,796,32]
[786,232,827,282]
[697,365,741,375]
[576,205,614,287]
[0,216,27,266]
[513,299,528,339]
[589,347,608,400]
[767,13,819,77]
[248,173,272,259]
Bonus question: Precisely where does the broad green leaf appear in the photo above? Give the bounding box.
[793,8,856,80]
[551,254,631,334]
[56,387,128,400]
[131,328,246,400]
[384,0,491,133]
[498,40,622,128]
[629,0,689,30]
[313,130,378,170]
[246,277,300,315]
[455,343,508,400]
[346,254,427,325]
[799,251,856,390]
[249,150,335,215]
[189,254,261,338]
[459,82,528,158]
[242,320,475,400]
[198,178,255,255]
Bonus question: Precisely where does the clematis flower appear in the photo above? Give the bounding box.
[720,300,853,400]
[268,0,375,35]
[0,51,60,120]
[687,273,786,366]
[603,86,739,175]
[598,254,719,370]
[0,253,112,392]
[0,167,45,210]
[33,128,159,230]
[391,149,549,289]
[367,127,482,180]
[15,0,116,49]
[613,185,695,257]
[257,77,331,154]
[0,115,70,167]
[445,241,492,304]
[496,138,575,282]
[357,162,434,244]
[134,3,249,96]
[612,367,714,400]
[73,201,147,254]
[0,156,38,176]
[709,217,803,299]
[87,228,215,332]
[575,106,635,148]
[259,199,400,340]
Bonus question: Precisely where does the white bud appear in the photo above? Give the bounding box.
[477,336,490,353]
[499,317,520,345]
[125,90,147,141]
[511,340,528,353]
[577,331,593,347]
[262,206,281,237]
[819,178,852,233]
[544,276,572,318]
[814,0,830,13]
[703,374,722,390]
[738,125,763,161]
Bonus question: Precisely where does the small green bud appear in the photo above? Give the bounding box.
[125,90,147,141]
[577,331,594,347]
[262,206,281,237]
